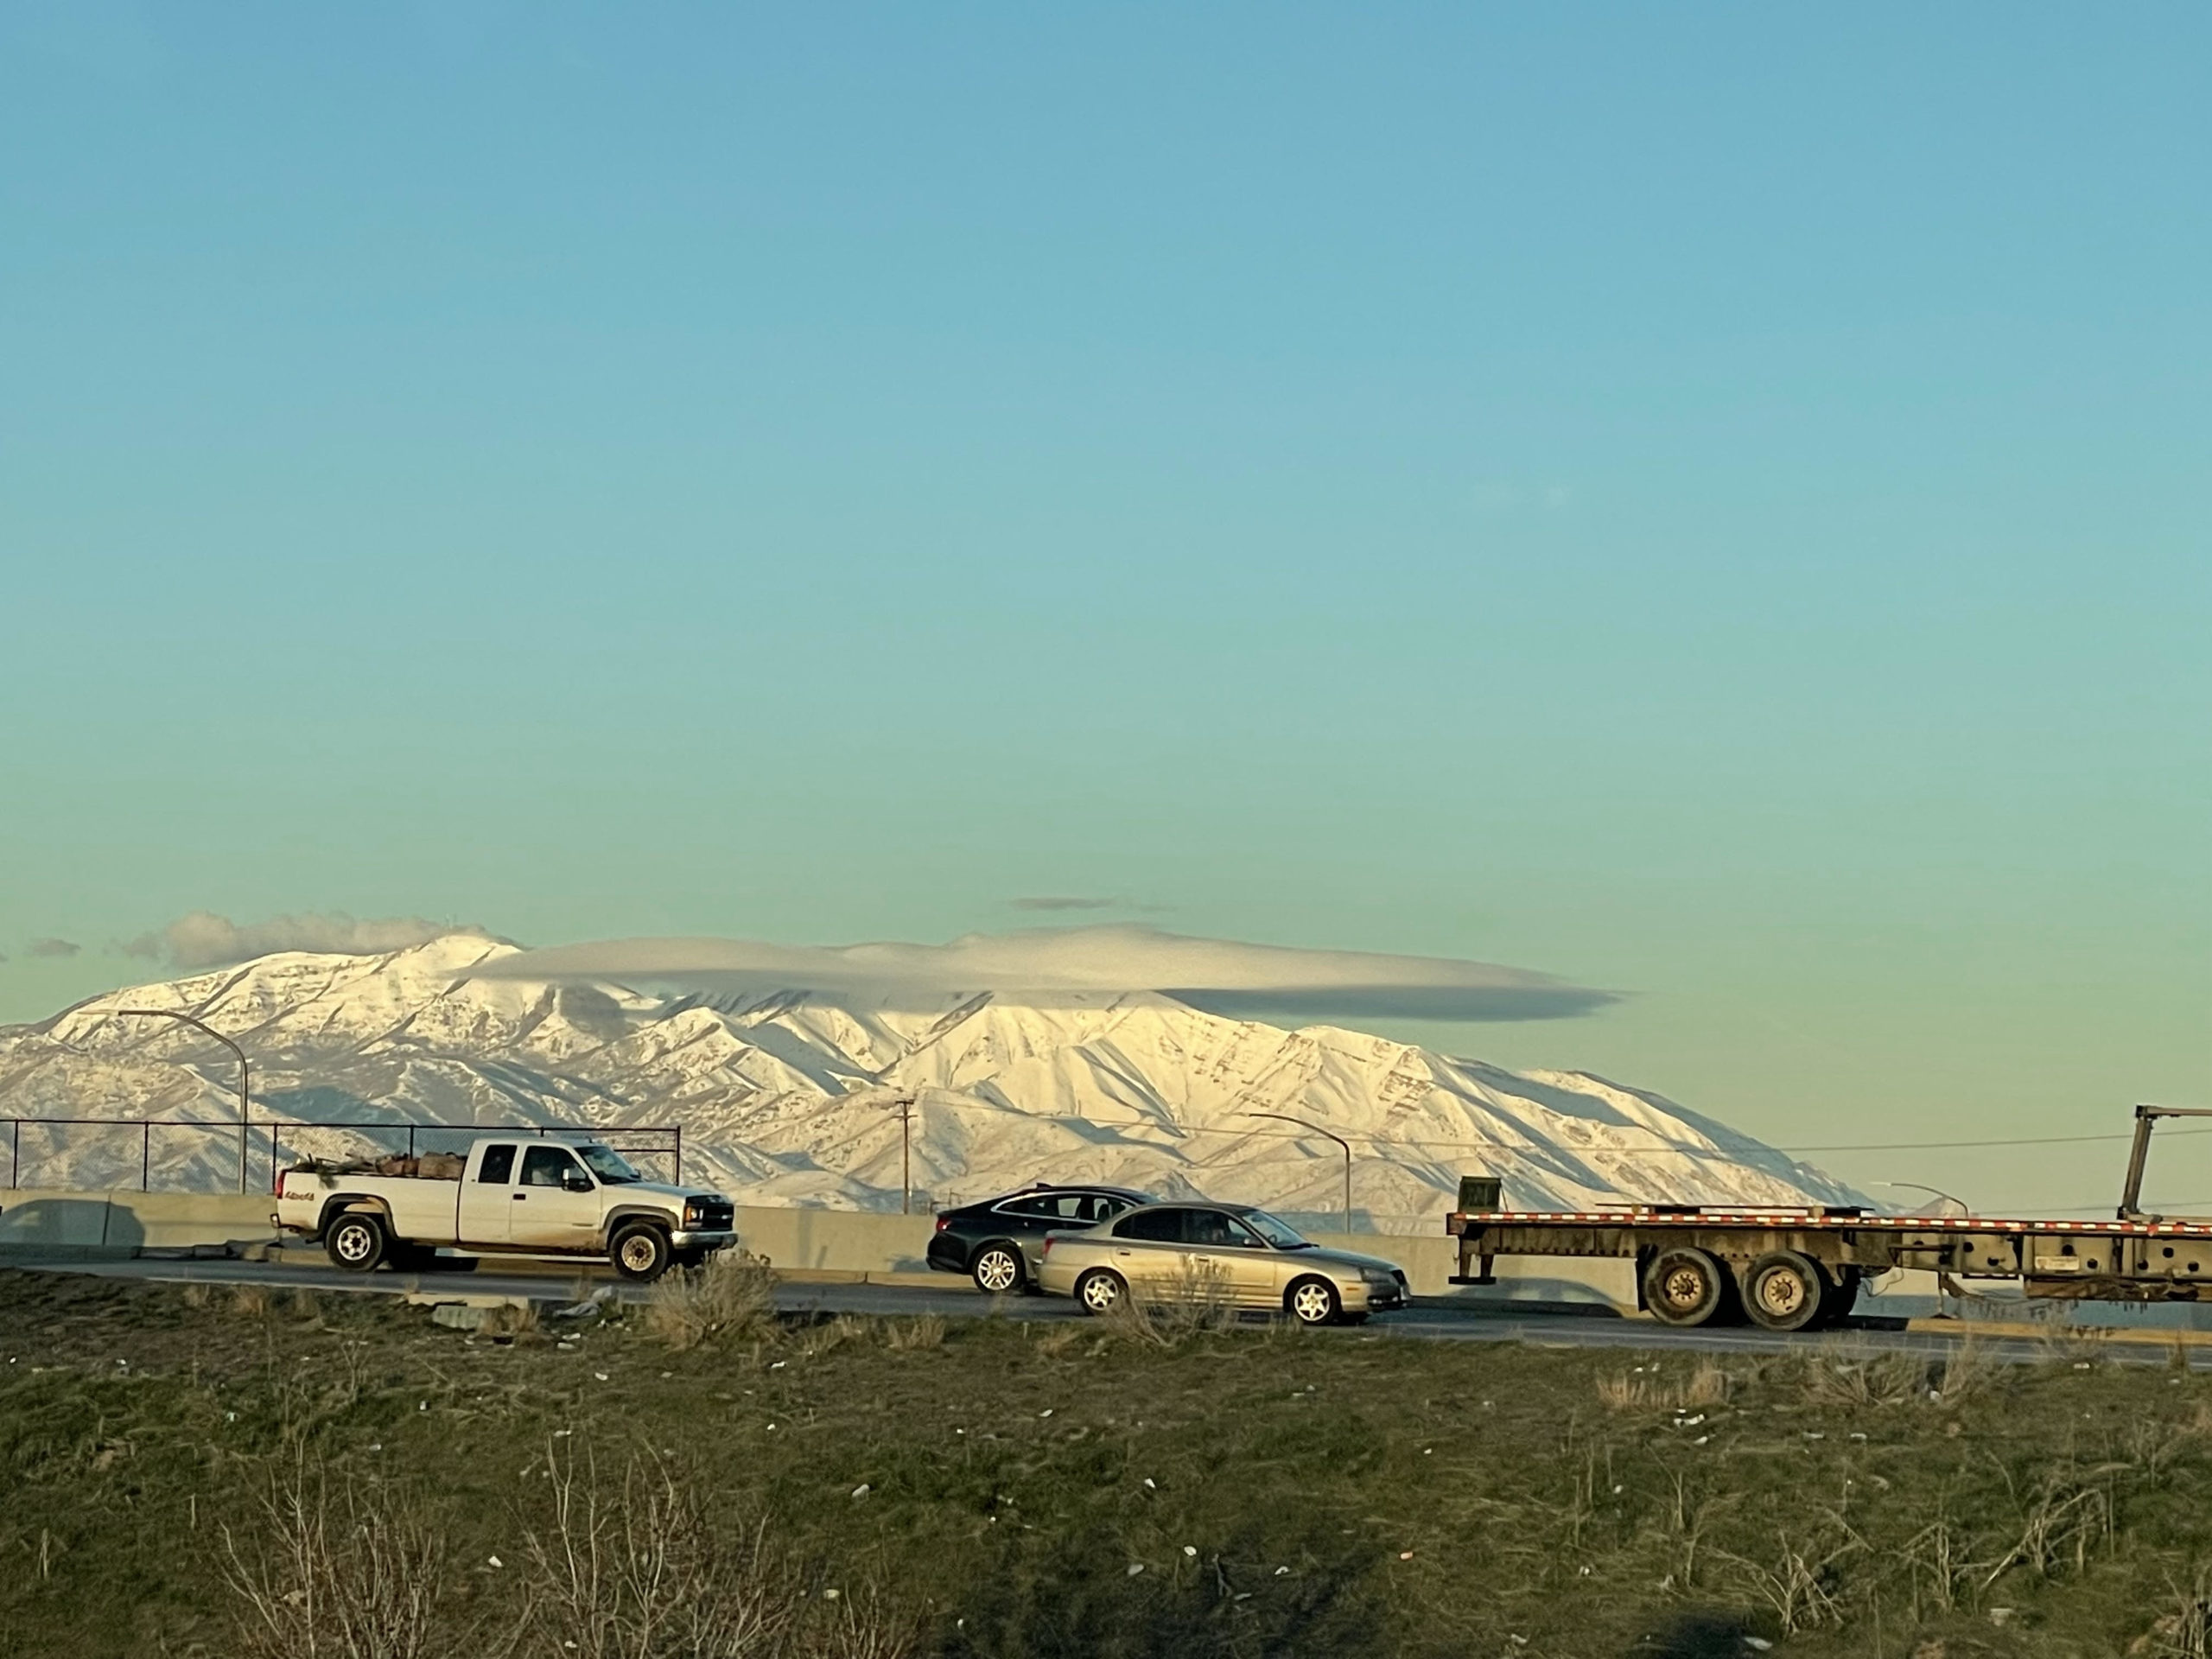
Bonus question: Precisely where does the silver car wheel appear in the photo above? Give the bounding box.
[1077,1269,1125,1315]
[1289,1279,1338,1326]
[973,1247,1021,1294]
[332,1218,377,1264]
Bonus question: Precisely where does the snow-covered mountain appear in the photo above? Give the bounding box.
[0,935,1865,1226]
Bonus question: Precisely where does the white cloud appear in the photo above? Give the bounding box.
[127,912,490,970]
[471,925,1618,1024]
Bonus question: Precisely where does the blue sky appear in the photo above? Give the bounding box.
[3,5,2206,1211]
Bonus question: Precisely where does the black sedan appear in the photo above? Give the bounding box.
[926,1184,1156,1294]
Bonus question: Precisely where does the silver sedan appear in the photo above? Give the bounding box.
[1034,1200,1408,1325]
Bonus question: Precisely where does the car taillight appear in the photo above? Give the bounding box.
[1041,1236,1054,1256]
[934,1217,950,1232]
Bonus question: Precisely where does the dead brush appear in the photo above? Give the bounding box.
[220,1452,453,1659]
[884,1315,945,1352]
[229,1283,270,1319]
[1595,1359,1731,1412]
[1794,1347,1931,1408]
[1981,1461,2122,1587]
[1714,1521,1865,1635]
[1935,1335,1999,1405]
[645,1250,778,1353]
[1096,1262,1239,1348]
[2144,1565,2212,1658]
[512,1444,914,1659]
[1033,1324,1086,1359]
[791,1313,870,1360]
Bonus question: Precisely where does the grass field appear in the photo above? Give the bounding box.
[6,1264,2212,1658]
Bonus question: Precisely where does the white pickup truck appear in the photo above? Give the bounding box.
[275,1135,737,1282]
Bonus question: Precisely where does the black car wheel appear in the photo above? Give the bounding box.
[970,1243,1024,1295]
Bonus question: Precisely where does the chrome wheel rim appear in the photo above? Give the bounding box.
[1291,1282,1333,1325]
[976,1249,1020,1294]
[334,1222,375,1263]
[1080,1273,1121,1313]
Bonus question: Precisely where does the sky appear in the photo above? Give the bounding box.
[2,5,2207,1213]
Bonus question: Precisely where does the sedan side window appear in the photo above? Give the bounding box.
[478,1145,517,1184]
[1187,1210,1260,1248]
[1115,1207,1188,1243]
[519,1146,580,1188]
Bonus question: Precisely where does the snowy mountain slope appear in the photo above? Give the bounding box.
[0,935,1866,1224]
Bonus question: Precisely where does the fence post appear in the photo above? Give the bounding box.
[675,1125,683,1185]
[9,1120,17,1190]
[142,1122,151,1192]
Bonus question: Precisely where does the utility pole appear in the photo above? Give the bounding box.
[885,1094,918,1215]
[1247,1110,1354,1231]
[116,1009,251,1194]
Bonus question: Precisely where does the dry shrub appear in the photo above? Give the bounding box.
[884,1315,945,1352]
[512,1446,912,1659]
[1596,1359,1731,1411]
[1936,1336,1998,1405]
[2143,1566,2212,1658]
[1796,1348,1931,1408]
[1715,1522,1864,1635]
[289,1287,323,1322]
[645,1251,778,1352]
[180,1281,213,1310]
[221,1453,453,1659]
[1983,1461,2120,1587]
[229,1283,270,1318]
[791,1313,870,1360]
[1096,1261,1239,1348]
[1033,1324,1085,1358]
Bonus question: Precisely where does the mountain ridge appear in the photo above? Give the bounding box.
[0,934,1865,1224]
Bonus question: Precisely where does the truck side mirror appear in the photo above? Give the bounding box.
[563,1171,594,1193]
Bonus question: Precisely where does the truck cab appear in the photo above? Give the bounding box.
[276,1135,736,1281]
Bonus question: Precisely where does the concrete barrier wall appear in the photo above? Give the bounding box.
[0,1189,275,1254]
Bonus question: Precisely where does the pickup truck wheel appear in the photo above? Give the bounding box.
[1642,1247,1728,1327]
[1743,1251,1829,1332]
[1075,1268,1127,1316]
[1287,1276,1342,1327]
[611,1222,672,1282]
[970,1243,1025,1295]
[325,1213,387,1274]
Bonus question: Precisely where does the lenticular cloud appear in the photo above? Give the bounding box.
[469,925,1618,1025]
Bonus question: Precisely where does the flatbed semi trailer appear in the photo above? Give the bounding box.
[1445,1104,2212,1331]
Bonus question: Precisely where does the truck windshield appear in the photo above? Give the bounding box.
[1239,1209,1314,1250]
[575,1145,643,1185]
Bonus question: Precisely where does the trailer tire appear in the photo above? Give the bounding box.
[1642,1246,1729,1327]
[1742,1251,1829,1332]
[1814,1264,1859,1329]
[325,1212,388,1274]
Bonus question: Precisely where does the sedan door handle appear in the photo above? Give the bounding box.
[512,1192,528,1201]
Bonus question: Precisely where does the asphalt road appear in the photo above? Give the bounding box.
[14,1252,2193,1369]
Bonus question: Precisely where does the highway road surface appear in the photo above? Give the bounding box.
[12,1251,2204,1369]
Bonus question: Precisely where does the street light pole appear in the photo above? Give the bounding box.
[116,1009,251,1194]
[1247,1110,1354,1232]
[885,1094,917,1215]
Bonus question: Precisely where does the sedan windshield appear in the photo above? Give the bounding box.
[1238,1209,1313,1250]
[575,1144,643,1185]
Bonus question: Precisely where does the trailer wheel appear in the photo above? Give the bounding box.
[325,1212,387,1274]
[1642,1247,1728,1326]
[1742,1251,1828,1332]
